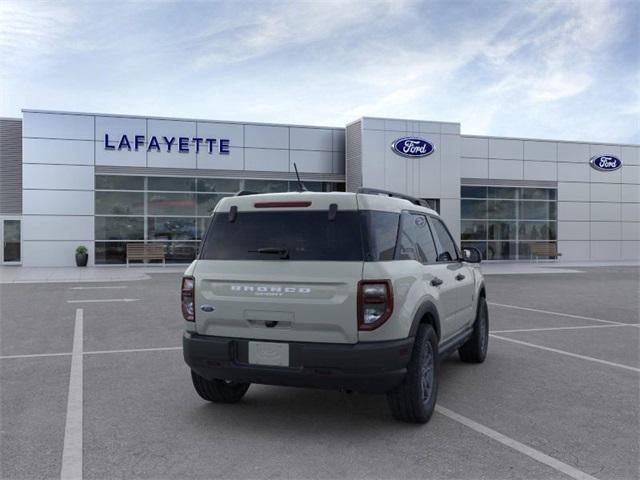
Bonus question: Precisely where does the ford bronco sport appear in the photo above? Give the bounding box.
[182,188,488,423]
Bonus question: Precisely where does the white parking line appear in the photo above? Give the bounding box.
[488,302,627,326]
[84,346,181,355]
[66,298,139,304]
[60,308,83,480]
[436,405,600,480]
[491,324,639,334]
[0,346,182,360]
[69,286,127,290]
[0,351,72,360]
[490,334,640,373]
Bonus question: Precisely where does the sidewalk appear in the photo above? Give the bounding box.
[0,265,187,284]
[480,260,640,275]
[1,261,638,284]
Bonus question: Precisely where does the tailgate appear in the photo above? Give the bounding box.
[194,260,362,344]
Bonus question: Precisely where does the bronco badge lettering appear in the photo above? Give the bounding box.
[230,285,311,296]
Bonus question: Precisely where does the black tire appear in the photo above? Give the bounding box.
[458,296,489,363]
[191,371,250,403]
[386,324,438,424]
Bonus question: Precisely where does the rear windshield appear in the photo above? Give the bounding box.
[200,210,364,261]
[199,209,405,262]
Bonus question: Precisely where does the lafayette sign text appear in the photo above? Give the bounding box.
[104,134,230,154]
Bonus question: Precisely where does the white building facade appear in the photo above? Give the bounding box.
[0,110,637,266]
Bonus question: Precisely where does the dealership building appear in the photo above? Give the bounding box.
[0,109,638,267]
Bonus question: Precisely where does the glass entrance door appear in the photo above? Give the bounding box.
[2,219,21,264]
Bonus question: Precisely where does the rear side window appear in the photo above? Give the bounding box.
[360,211,400,261]
[430,217,458,261]
[396,212,438,263]
[200,210,363,261]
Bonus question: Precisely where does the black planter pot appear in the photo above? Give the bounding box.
[75,253,88,267]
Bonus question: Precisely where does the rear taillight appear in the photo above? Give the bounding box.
[357,280,393,331]
[181,276,195,321]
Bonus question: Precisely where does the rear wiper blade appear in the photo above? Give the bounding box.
[248,247,290,259]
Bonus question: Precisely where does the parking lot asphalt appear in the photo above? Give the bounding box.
[1,266,638,480]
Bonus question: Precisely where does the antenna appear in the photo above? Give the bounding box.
[293,163,308,192]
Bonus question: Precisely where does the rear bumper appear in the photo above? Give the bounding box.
[183,332,414,393]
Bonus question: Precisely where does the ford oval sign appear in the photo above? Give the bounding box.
[391,137,435,158]
[590,155,622,172]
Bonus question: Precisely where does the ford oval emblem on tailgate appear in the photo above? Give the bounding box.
[200,305,215,312]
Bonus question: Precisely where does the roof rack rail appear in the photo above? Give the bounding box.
[235,190,260,196]
[357,187,429,208]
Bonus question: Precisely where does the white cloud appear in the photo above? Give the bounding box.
[0,1,77,64]
[0,0,636,143]
[191,0,412,68]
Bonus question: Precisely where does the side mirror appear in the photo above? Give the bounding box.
[462,247,482,263]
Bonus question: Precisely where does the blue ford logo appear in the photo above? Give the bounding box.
[391,137,434,158]
[590,155,622,172]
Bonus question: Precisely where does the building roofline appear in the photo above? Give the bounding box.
[345,116,460,128]
[461,133,639,148]
[21,109,343,131]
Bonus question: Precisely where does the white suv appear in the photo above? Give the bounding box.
[182,188,488,423]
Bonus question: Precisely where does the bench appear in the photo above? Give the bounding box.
[126,244,165,266]
[529,242,562,261]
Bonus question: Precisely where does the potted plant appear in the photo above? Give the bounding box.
[75,245,88,267]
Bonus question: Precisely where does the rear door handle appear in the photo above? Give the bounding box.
[430,277,443,287]
[455,274,466,281]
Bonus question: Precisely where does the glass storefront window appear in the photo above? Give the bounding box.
[461,199,487,219]
[154,241,198,263]
[461,220,486,240]
[95,191,144,215]
[95,242,129,264]
[302,182,325,192]
[461,186,487,198]
[148,176,195,192]
[197,178,240,193]
[95,175,144,190]
[520,201,556,220]
[460,185,557,260]
[488,221,516,240]
[519,221,556,240]
[521,188,556,200]
[95,241,198,264]
[95,216,144,241]
[94,175,345,264]
[244,179,289,193]
[488,187,516,199]
[488,200,516,219]
[147,192,196,216]
[487,241,517,260]
[147,217,196,240]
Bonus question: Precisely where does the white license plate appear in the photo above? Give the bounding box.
[248,341,289,367]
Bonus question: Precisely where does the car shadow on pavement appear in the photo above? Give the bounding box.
[186,357,475,433]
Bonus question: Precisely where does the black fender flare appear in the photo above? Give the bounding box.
[478,281,487,300]
[408,301,442,340]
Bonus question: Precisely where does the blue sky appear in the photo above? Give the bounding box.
[1,0,638,143]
